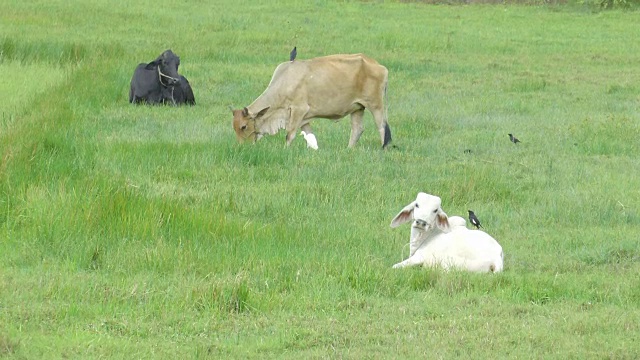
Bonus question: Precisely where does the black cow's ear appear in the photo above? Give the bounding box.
[145,59,160,70]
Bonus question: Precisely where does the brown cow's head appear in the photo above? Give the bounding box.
[232,106,269,143]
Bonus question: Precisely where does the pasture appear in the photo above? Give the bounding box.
[1,0,639,358]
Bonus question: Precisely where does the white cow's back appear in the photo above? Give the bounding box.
[418,229,503,273]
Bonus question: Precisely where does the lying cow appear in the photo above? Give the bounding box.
[390,193,504,273]
[232,53,391,148]
[129,49,195,105]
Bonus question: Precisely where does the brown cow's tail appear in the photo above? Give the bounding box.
[383,123,392,149]
[382,80,392,149]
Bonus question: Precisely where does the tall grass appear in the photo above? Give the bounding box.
[1,0,640,358]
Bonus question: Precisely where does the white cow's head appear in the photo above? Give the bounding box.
[390,192,450,232]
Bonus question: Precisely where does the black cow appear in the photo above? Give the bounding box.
[129,50,196,105]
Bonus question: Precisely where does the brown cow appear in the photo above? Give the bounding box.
[232,54,392,148]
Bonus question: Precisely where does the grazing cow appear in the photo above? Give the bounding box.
[129,50,195,105]
[232,53,391,148]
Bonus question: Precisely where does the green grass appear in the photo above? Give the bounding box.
[1,0,640,358]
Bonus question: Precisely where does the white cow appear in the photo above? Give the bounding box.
[390,193,504,273]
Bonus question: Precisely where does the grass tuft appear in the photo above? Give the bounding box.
[0,37,88,65]
[192,274,252,314]
[0,334,19,356]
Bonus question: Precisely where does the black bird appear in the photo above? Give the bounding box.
[468,210,483,229]
[508,133,521,144]
[290,46,297,62]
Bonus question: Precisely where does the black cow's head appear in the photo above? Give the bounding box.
[146,49,181,86]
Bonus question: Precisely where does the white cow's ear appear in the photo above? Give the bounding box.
[435,209,450,232]
[255,106,270,118]
[390,202,415,228]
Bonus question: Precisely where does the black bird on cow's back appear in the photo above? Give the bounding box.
[290,46,297,62]
[508,133,521,144]
[468,210,483,229]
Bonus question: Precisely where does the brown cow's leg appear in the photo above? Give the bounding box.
[348,109,365,148]
[370,108,390,148]
[285,106,308,146]
[285,130,297,145]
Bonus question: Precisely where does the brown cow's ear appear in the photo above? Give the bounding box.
[242,107,249,117]
[255,107,270,118]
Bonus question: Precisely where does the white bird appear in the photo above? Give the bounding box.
[300,131,318,150]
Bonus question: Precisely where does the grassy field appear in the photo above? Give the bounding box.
[1,0,640,358]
